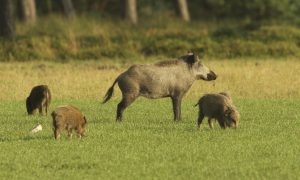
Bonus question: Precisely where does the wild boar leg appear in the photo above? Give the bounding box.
[38,104,43,115]
[67,128,72,139]
[217,118,226,129]
[76,128,85,138]
[116,94,138,121]
[208,118,214,129]
[197,111,205,128]
[54,129,61,140]
[171,96,182,121]
[44,101,48,115]
[76,126,84,137]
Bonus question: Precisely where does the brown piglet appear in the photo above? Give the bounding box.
[195,92,240,129]
[51,105,87,140]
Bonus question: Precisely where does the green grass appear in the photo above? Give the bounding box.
[0,60,299,179]
[0,98,299,179]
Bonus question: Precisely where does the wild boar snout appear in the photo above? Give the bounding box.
[207,70,217,81]
[225,110,240,128]
[196,70,217,81]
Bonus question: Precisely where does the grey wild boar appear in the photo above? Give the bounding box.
[103,52,217,121]
[195,92,240,129]
[51,105,87,140]
[26,85,51,115]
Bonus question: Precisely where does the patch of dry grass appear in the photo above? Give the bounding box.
[0,59,299,101]
[191,59,300,99]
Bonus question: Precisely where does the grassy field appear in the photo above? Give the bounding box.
[0,59,300,179]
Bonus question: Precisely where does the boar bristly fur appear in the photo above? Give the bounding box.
[103,53,217,122]
[51,105,87,140]
[26,85,51,115]
[195,92,240,129]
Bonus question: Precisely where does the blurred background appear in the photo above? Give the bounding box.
[0,0,299,61]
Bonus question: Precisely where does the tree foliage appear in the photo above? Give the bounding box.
[30,0,300,23]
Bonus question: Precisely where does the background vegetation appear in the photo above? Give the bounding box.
[1,16,300,61]
[0,0,300,61]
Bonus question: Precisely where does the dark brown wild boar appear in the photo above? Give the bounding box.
[26,85,51,115]
[51,105,87,140]
[103,52,217,121]
[195,92,240,129]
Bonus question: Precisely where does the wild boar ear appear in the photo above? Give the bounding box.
[186,53,199,64]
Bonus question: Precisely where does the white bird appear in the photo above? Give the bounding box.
[31,124,42,133]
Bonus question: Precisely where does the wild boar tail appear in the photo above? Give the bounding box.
[194,98,203,107]
[102,78,118,104]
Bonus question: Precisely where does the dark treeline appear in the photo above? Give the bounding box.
[36,0,300,21]
[1,0,300,38]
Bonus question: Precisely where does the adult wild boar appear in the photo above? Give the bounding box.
[51,105,87,140]
[103,52,217,121]
[26,85,51,115]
